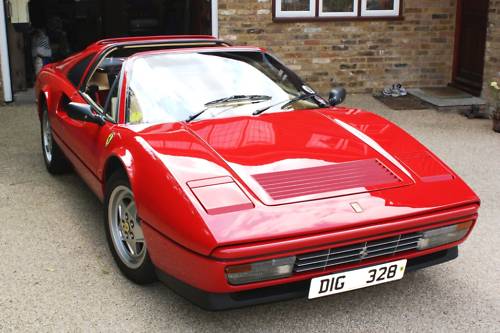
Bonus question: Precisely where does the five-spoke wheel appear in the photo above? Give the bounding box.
[104,172,156,284]
[108,185,147,269]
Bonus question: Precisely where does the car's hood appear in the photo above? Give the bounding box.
[134,109,416,206]
[183,109,415,205]
[129,108,478,251]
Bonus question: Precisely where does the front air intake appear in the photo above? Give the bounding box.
[294,232,423,273]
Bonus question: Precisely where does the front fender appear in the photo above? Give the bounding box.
[104,133,218,256]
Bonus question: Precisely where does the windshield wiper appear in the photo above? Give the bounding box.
[205,95,271,107]
[186,95,271,123]
[253,93,325,116]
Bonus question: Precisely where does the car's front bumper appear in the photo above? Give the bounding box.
[156,247,458,311]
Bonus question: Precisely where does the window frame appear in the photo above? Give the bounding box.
[273,0,403,21]
[361,0,400,17]
[318,0,358,17]
[275,0,316,18]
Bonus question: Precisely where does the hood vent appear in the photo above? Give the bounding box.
[253,159,401,201]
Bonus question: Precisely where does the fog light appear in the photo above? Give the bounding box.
[225,256,296,285]
[417,221,473,251]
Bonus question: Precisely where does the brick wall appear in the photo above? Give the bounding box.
[483,0,500,112]
[219,0,457,95]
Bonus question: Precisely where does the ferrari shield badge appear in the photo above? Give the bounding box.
[105,132,115,148]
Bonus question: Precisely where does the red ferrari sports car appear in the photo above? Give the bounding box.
[36,35,480,310]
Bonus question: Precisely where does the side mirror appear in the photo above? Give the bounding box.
[329,87,347,106]
[64,102,105,126]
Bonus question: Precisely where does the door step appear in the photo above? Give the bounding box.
[408,87,486,112]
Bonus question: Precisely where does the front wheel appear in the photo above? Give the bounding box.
[104,171,157,284]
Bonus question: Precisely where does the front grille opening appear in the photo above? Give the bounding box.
[294,232,423,273]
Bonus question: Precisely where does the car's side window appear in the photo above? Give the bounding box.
[83,57,125,113]
[86,69,113,108]
[103,74,120,122]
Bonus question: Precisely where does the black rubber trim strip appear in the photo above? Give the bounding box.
[156,246,459,311]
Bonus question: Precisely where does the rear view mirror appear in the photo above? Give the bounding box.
[329,87,347,106]
[64,102,105,126]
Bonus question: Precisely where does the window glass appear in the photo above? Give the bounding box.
[361,0,399,16]
[366,0,394,10]
[125,51,323,124]
[103,74,120,121]
[277,0,315,17]
[320,0,358,16]
[323,0,355,13]
[85,58,124,108]
[281,0,310,11]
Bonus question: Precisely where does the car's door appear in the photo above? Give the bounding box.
[58,65,120,192]
[49,53,97,145]
[62,91,115,178]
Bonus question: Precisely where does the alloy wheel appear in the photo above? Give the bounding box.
[108,186,147,269]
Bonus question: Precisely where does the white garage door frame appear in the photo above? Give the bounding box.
[0,0,13,103]
[211,0,218,37]
[0,0,219,103]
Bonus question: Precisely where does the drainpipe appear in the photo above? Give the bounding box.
[0,0,12,103]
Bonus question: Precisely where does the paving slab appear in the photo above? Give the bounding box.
[409,87,486,107]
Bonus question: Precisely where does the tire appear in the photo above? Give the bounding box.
[104,171,157,284]
[40,102,70,174]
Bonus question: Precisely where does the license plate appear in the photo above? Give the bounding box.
[308,259,407,299]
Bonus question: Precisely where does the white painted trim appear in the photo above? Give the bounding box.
[211,0,218,37]
[361,0,400,17]
[319,0,358,17]
[276,0,316,18]
[0,0,13,102]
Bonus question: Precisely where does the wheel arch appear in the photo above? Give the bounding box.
[37,91,48,120]
[104,155,129,185]
[102,151,137,198]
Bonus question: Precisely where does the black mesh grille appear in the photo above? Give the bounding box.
[294,232,423,273]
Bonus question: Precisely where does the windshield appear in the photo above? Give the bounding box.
[125,51,325,124]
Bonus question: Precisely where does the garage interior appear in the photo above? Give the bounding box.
[7,0,213,93]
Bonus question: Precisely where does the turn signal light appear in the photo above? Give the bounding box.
[417,221,473,251]
[225,256,296,285]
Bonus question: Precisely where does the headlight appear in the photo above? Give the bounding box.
[225,256,296,285]
[417,221,473,251]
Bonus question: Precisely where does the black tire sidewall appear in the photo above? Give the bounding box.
[40,104,53,169]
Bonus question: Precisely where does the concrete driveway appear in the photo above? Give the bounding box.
[0,95,499,332]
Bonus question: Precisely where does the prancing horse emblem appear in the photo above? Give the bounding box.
[105,132,115,148]
[350,202,363,213]
[359,244,369,258]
